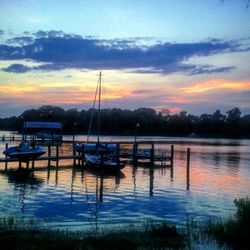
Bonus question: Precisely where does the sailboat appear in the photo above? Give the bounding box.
[83,72,125,171]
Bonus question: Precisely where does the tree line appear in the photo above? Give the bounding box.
[0,105,249,138]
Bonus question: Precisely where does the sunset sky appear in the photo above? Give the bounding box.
[0,0,250,117]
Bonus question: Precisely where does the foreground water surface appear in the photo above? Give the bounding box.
[0,132,250,230]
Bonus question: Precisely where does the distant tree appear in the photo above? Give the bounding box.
[212,110,226,121]
[0,105,249,137]
[160,108,170,117]
[210,110,226,135]
[179,111,187,118]
[226,107,241,122]
[240,115,250,137]
[38,105,66,122]
[225,107,242,136]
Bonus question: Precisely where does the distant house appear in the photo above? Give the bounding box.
[23,121,63,141]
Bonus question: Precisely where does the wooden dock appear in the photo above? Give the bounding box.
[0,155,81,163]
[0,139,191,171]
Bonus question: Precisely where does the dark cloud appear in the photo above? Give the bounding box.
[0,30,245,75]
[32,30,65,38]
[2,64,30,73]
[6,36,34,46]
[189,65,236,75]
[131,89,154,94]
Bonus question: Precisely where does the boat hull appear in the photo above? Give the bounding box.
[3,146,46,160]
[85,154,125,172]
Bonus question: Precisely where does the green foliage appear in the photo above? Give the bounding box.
[205,197,250,249]
[1,198,250,250]
[0,218,186,250]
[0,106,250,137]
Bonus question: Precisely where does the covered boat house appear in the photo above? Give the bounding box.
[23,121,63,141]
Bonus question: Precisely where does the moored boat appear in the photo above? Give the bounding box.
[83,72,125,171]
[3,142,46,160]
[85,153,125,171]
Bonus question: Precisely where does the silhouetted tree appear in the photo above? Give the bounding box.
[0,105,249,137]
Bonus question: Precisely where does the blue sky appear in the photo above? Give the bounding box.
[0,0,250,117]
[1,0,249,40]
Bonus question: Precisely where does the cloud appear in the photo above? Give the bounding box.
[131,89,153,95]
[2,63,30,73]
[6,36,34,46]
[0,30,246,75]
[189,65,236,75]
[181,80,250,94]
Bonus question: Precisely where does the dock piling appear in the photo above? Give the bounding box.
[73,143,76,166]
[133,143,138,164]
[56,144,59,167]
[150,143,155,164]
[48,145,51,166]
[116,143,120,166]
[5,143,8,170]
[170,145,174,167]
[186,148,190,190]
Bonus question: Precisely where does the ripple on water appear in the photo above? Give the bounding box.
[0,138,250,229]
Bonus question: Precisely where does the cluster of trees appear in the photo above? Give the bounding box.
[0,105,249,137]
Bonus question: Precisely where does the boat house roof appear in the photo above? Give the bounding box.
[23,121,63,130]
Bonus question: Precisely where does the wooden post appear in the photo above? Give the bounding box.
[99,175,104,203]
[55,166,58,185]
[56,144,59,167]
[73,143,76,166]
[81,151,84,166]
[26,161,29,169]
[116,143,120,166]
[170,145,174,167]
[100,151,104,166]
[5,143,8,170]
[48,145,51,166]
[150,143,155,164]
[32,159,35,170]
[133,142,138,164]
[149,167,154,196]
[78,152,81,166]
[186,148,190,190]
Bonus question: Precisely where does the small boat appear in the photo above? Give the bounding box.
[74,142,117,154]
[85,153,125,171]
[3,142,46,160]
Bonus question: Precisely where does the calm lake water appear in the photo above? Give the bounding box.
[0,131,250,230]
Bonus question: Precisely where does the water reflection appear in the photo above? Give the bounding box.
[149,167,154,196]
[0,169,43,213]
[226,152,241,173]
[0,138,250,230]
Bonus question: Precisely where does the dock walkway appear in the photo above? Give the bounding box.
[0,140,179,170]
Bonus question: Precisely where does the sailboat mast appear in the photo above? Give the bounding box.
[97,71,102,144]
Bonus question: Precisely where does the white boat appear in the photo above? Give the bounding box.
[74,142,117,153]
[83,72,125,171]
[85,153,124,171]
[3,142,46,160]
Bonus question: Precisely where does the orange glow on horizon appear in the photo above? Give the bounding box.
[181,80,250,94]
[169,107,182,113]
[168,96,189,104]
